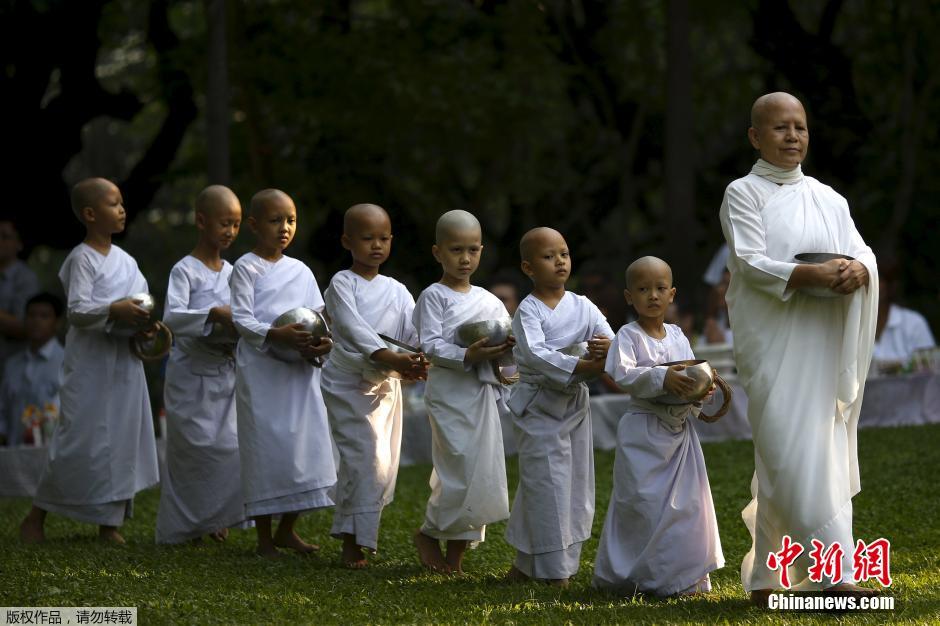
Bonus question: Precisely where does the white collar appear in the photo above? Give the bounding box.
[750,158,803,184]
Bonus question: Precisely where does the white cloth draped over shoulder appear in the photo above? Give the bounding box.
[720,161,878,591]
[34,244,159,526]
[593,322,723,596]
[321,270,417,550]
[156,256,246,543]
[230,252,336,516]
[505,291,613,580]
[413,283,510,542]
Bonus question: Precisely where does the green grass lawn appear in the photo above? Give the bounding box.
[2,424,938,624]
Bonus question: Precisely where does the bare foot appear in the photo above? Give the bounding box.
[341,535,368,569]
[413,530,448,573]
[19,517,45,544]
[825,583,881,597]
[548,578,570,588]
[256,544,282,559]
[505,565,530,583]
[210,528,229,543]
[444,539,468,575]
[98,527,126,545]
[750,589,775,608]
[273,530,319,554]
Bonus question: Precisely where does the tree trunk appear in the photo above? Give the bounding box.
[665,0,697,290]
[206,0,230,185]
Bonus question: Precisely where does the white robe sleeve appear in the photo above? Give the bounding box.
[324,273,386,357]
[513,304,578,386]
[605,331,666,398]
[66,252,112,332]
[415,289,468,370]
[163,264,212,338]
[230,261,270,350]
[720,182,797,301]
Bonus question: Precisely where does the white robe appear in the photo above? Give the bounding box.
[320,270,417,551]
[414,283,510,541]
[155,256,246,543]
[34,244,159,526]
[230,253,336,517]
[720,169,878,591]
[593,322,723,596]
[505,291,613,579]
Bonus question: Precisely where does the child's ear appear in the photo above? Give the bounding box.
[431,244,440,263]
[340,233,351,251]
[246,215,257,233]
[195,211,206,230]
[81,206,96,223]
[623,288,633,305]
[668,286,677,302]
[520,260,533,277]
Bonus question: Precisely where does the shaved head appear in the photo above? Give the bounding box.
[435,209,481,243]
[249,188,292,218]
[196,185,240,217]
[750,92,805,129]
[344,203,390,235]
[625,256,673,289]
[520,227,566,261]
[70,177,116,219]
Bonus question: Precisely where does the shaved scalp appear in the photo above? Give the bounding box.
[625,256,673,289]
[519,226,566,261]
[70,177,115,219]
[249,188,292,218]
[196,185,240,216]
[750,92,805,128]
[435,209,481,243]
[344,203,390,234]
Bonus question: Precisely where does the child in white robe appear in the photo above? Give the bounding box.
[156,185,247,544]
[230,188,335,558]
[593,256,724,596]
[20,178,159,544]
[412,210,513,574]
[321,204,427,568]
[505,228,613,586]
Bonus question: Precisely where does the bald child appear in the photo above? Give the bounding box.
[230,188,336,557]
[504,227,613,587]
[155,185,248,544]
[321,203,427,568]
[593,256,723,596]
[21,178,159,544]
[412,209,513,574]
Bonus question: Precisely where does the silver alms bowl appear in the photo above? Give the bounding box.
[202,322,239,356]
[794,252,855,298]
[110,292,156,337]
[657,359,717,404]
[558,342,589,358]
[456,318,512,348]
[268,307,330,362]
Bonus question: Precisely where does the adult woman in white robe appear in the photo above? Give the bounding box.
[720,93,878,601]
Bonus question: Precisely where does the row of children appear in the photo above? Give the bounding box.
[19,177,722,596]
